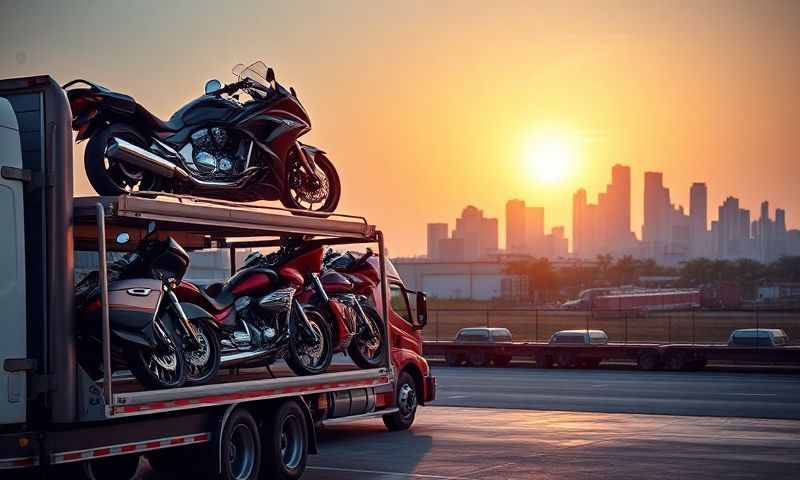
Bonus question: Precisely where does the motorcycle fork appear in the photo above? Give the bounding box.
[165,286,202,349]
[291,298,319,341]
[352,298,378,338]
[296,146,319,181]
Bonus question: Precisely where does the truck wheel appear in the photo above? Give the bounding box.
[556,351,575,369]
[76,454,141,480]
[493,355,512,367]
[468,350,488,367]
[638,351,661,371]
[582,358,601,369]
[220,408,261,480]
[445,352,461,367]
[383,372,418,431]
[666,352,689,371]
[261,401,308,480]
[536,353,552,369]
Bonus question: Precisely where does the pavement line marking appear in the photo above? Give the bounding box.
[447,395,468,399]
[462,462,518,475]
[307,466,470,479]
[722,393,778,397]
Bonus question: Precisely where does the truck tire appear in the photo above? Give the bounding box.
[556,351,576,369]
[493,355,512,367]
[468,350,488,367]
[445,351,461,367]
[383,372,418,431]
[666,352,689,371]
[220,408,261,480]
[261,401,308,480]
[638,350,661,371]
[536,353,552,369]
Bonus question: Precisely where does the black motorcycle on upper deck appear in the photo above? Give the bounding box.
[64,61,340,213]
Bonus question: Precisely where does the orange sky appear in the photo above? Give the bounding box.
[2,1,799,256]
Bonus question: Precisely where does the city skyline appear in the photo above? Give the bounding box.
[424,165,799,263]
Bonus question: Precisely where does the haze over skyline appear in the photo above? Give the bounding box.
[2,0,799,256]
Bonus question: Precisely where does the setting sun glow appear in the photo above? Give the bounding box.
[524,133,579,185]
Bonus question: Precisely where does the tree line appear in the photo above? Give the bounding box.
[505,255,800,302]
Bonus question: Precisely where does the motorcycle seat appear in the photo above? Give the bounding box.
[135,103,183,133]
[200,267,280,312]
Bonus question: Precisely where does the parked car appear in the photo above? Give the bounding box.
[728,329,789,347]
[539,329,609,368]
[548,329,609,345]
[445,327,513,367]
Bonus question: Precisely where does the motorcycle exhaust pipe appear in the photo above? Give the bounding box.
[106,138,190,180]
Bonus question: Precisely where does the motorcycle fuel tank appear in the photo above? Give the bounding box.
[319,271,354,294]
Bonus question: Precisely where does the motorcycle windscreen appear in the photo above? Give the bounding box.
[108,279,164,331]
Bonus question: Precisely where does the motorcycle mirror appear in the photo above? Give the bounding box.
[204,79,222,95]
[290,86,297,98]
[266,68,275,83]
[115,232,130,245]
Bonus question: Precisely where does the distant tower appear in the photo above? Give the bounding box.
[689,183,707,234]
[505,199,526,252]
[572,189,587,256]
[426,223,448,260]
[525,206,545,256]
[643,172,665,244]
[611,164,631,238]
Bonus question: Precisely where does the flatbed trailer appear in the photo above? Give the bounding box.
[424,340,800,371]
[0,76,434,480]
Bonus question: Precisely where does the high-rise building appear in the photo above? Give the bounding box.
[546,226,569,258]
[715,196,753,259]
[572,189,587,256]
[505,199,526,252]
[453,205,498,260]
[525,206,545,256]
[426,223,448,260]
[571,165,635,258]
[689,183,708,257]
[643,171,668,245]
[690,183,707,233]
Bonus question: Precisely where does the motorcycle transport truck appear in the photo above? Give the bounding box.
[0,75,435,479]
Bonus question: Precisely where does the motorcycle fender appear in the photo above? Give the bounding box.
[179,302,216,323]
[298,143,325,171]
[112,324,157,348]
[328,300,352,347]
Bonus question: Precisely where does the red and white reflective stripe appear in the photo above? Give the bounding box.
[113,376,389,416]
[0,456,39,470]
[51,432,210,465]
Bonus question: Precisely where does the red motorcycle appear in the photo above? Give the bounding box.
[299,248,387,369]
[175,242,333,376]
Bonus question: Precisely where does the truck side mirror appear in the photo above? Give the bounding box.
[414,291,428,330]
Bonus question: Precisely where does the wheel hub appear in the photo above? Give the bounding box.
[398,383,417,416]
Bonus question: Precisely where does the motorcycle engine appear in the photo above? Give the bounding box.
[185,128,248,178]
[240,306,279,348]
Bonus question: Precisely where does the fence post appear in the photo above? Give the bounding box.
[535,309,539,342]
[624,313,628,344]
[692,309,696,345]
[486,309,490,328]
[435,311,440,341]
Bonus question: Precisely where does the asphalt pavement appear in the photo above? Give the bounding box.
[431,365,800,419]
[305,406,800,479]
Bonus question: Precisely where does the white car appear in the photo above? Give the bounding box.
[727,329,789,347]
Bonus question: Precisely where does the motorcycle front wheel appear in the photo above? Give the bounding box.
[281,150,341,215]
[125,322,186,389]
[84,123,163,196]
[286,309,333,376]
[348,305,387,369]
[183,319,221,386]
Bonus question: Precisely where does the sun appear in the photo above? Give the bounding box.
[524,132,578,184]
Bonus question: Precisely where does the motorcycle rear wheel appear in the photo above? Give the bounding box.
[85,123,163,196]
[280,150,340,215]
